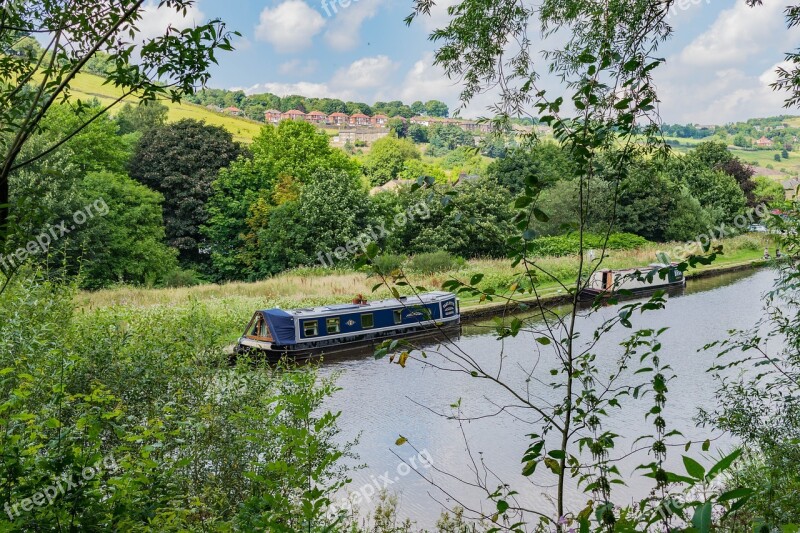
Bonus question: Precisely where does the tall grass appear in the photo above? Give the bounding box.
[77,234,772,311]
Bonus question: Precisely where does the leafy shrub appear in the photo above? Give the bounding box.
[408,252,465,274]
[0,273,353,531]
[528,232,649,257]
[162,268,204,288]
[372,253,407,274]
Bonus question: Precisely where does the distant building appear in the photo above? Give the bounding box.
[371,114,390,128]
[306,110,328,124]
[350,113,371,127]
[223,106,243,116]
[755,136,774,147]
[281,109,307,121]
[264,109,282,124]
[328,112,349,126]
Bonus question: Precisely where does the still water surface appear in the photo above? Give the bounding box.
[320,268,775,526]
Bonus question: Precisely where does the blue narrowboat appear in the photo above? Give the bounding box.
[235,291,460,360]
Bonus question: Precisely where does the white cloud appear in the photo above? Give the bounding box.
[679,1,793,67]
[234,81,355,101]
[656,61,793,124]
[255,1,326,52]
[324,0,384,51]
[331,55,397,89]
[279,59,319,76]
[136,0,205,40]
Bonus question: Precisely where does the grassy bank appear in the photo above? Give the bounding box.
[77,233,774,313]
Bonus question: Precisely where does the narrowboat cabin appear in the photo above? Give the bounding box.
[581,263,685,300]
[236,291,460,360]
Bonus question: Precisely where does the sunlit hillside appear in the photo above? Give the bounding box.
[68,72,263,142]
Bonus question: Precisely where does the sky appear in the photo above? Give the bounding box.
[140,0,800,124]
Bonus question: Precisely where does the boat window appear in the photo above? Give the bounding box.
[393,310,402,325]
[326,317,340,334]
[361,313,374,329]
[303,320,319,337]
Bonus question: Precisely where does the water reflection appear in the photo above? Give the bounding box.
[321,267,774,526]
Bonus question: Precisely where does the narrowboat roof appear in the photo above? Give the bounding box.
[260,291,455,318]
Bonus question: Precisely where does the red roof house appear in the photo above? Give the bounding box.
[281,109,307,121]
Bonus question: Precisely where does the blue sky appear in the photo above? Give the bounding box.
[144,0,800,124]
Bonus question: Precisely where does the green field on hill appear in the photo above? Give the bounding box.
[68,72,263,143]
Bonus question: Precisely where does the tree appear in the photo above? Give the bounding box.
[775,153,782,162]
[411,101,425,115]
[76,171,178,288]
[388,179,515,257]
[115,101,169,135]
[387,118,408,138]
[424,100,449,117]
[427,123,474,155]
[362,137,421,186]
[782,148,789,159]
[532,177,614,236]
[0,1,236,253]
[407,124,429,144]
[205,120,359,280]
[753,176,786,205]
[716,158,758,207]
[247,170,370,275]
[8,102,133,245]
[128,119,243,267]
[487,143,575,195]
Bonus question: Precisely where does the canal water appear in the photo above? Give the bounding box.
[320,268,775,526]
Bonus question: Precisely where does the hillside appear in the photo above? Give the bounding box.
[68,72,263,143]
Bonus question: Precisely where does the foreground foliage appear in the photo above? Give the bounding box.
[0,273,352,531]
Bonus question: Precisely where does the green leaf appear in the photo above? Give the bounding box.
[497,500,509,513]
[395,436,407,446]
[708,448,742,479]
[682,455,705,479]
[536,337,551,345]
[717,487,753,502]
[544,457,561,474]
[691,502,712,533]
[533,208,549,222]
[521,460,537,476]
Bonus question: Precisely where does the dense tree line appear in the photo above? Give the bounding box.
[184,88,450,122]
[7,98,774,289]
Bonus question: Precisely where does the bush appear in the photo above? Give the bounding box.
[162,268,204,288]
[408,252,465,274]
[0,273,353,531]
[372,253,407,275]
[527,232,650,257]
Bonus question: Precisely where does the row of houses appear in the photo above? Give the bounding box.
[265,109,389,127]
[264,109,494,133]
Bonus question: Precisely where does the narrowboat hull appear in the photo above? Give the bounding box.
[235,291,461,362]
[235,318,461,362]
[579,264,686,301]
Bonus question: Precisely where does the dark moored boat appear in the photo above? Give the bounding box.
[235,291,460,360]
[580,262,685,300]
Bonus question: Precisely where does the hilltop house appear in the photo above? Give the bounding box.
[281,109,307,121]
[370,114,389,128]
[329,112,349,126]
[306,110,328,124]
[264,109,282,124]
[755,136,774,148]
[350,113,371,127]
[223,106,243,116]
